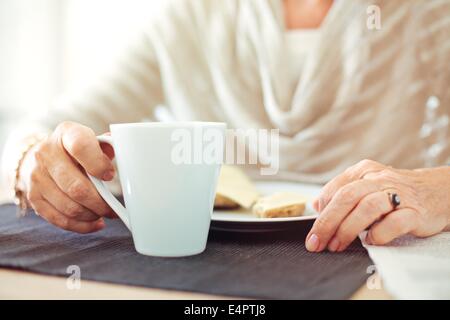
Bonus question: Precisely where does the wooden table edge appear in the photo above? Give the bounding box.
[0,268,391,300]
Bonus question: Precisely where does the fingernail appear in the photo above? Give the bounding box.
[312,199,319,212]
[103,170,115,181]
[306,234,320,252]
[328,237,340,252]
[95,219,105,229]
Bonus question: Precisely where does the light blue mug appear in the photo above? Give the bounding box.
[88,122,226,257]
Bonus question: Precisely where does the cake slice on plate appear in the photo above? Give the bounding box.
[252,192,307,218]
[214,165,259,209]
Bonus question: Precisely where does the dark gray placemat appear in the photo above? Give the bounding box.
[0,204,372,299]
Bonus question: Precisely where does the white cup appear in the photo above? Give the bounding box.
[88,122,226,257]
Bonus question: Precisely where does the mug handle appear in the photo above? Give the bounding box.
[87,135,131,231]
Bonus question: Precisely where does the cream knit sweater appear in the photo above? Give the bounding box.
[2,0,450,198]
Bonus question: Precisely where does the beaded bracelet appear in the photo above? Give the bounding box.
[13,134,48,217]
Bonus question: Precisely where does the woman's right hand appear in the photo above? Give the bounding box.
[18,121,117,233]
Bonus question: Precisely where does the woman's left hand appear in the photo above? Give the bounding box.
[305,159,450,252]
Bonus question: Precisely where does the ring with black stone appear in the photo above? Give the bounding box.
[387,192,401,210]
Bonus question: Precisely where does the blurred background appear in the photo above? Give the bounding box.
[0,0,162,151]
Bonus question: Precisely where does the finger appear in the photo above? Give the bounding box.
[58,123,115,180]
[41,148,115,218]
[38,170,100,221]
[31,199,105,234]
[317,174,353,212]
[312,199,319,212]
[305,179,380,252]
[366,208,418,245]
[99,132,115,160]
[318,159,384,212]
[100,141,115,160]
[329,191,393,252]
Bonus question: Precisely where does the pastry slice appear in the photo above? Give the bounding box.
[252,192,307,218]
[214,165,259,210]
[214,194,240,209]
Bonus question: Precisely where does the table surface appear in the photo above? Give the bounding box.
[0,268,391,300]
[0,189,392,300]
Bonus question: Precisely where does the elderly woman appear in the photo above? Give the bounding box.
[2,0,450,253]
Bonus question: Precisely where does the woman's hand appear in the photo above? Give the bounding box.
[306,159,450,252]
[18,121,116,233]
